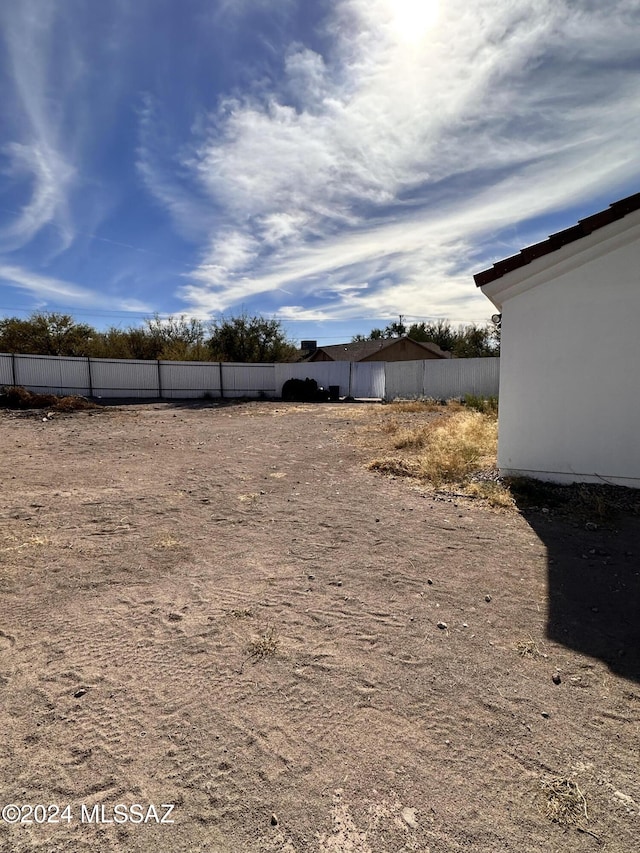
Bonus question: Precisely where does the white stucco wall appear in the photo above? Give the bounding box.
[484,212,640,486]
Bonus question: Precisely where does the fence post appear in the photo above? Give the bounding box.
[348,361,353,398]
[11,353,16,387]
[218,362,224,399]
[157,360,163,399]
[87,357,93,397]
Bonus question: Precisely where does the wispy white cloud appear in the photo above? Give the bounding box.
[136,0,640,324]
[1,142,75,252]
[0,1,78,252]
[0,264,153,313]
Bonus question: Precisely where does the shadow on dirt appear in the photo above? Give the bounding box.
[90,396,354,409]
[510,480,640,683]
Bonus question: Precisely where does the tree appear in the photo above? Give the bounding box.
[451,323,496,358]
[88,326,159,360]
[143,314,208,360]
[0,312,96,356]
[207,314,296,362]
[88,314,209,361]
[383,319,407,338]
[354,318,500,357]
[407,320,457,352]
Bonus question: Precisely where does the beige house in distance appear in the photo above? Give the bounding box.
[305,336,451,363]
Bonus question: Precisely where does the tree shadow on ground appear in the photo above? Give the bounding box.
[510,480,640,684]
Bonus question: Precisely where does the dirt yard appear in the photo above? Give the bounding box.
[1,400,639,853]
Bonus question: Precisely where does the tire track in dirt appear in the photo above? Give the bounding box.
[2,403,639,852]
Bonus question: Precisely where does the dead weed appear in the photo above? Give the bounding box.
[240,626,279,672]
[155,536,182,549]
[416,410,497,486]
[368,458,420,478]
[365,404,514,508]
[540,777,596,837]
[1,533,50,552]
[515,636,544,658]
[1,386,96,411]
[229,607,253,619]
[385,399,446,413]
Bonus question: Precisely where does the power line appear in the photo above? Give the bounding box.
[0,302,492,328]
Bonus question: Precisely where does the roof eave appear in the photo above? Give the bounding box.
[475,191,640,290]
[479,208,640,309]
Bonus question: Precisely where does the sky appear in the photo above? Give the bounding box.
[1,0,639,346]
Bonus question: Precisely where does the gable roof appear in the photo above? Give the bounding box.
[474,191,640,287]
[308,336,450,361]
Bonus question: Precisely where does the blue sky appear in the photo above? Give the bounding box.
[1,0,639,346]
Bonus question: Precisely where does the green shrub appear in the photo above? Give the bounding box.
[463,395,498,416]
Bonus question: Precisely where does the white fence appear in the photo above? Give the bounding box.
[385,357,500,400]
[0,353,499,401]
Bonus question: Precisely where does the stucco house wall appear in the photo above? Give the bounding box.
[480,206,640,487]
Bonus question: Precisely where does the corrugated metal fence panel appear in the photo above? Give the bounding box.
[274,362,350,397]
[159,361,222,399]
[384,360,425,400]
[90,359,159,398]
[1,354,500,401]
[13,354,90,395]
[0,353,14,386]
[221,363,276,397]
[422,358,500,399]
[350,362,385,399]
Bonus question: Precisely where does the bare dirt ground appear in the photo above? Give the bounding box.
[1,400,639,853]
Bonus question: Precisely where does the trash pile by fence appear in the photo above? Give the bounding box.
[0,352,499,401]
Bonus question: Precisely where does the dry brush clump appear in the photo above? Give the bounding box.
[539,777,598,838]
[415,409,499,486]
[385,399,449,414]
[368,404,513,507]
[239,625,280,673]
[1,385,96,411]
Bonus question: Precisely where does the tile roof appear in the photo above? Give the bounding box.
[309,337,449,361]
[474,191,640,287]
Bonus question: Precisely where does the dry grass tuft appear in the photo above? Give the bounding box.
[53,395,97,412]
[466,480,514,508]
[247,626,279,661]
[156,536,182,549]
[416,410,498,488]
[229,607,253,619]
[386,399,443,413]
[363,402,514,507]
[368,457,420,478]
[515,636,543,658]
[393,425,431,449]
[540,777,589,827]
[1,534,50,552]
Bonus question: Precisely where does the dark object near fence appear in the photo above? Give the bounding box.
[281,378,330,402]
[0,385,96,411]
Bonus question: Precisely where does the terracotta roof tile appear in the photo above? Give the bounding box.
[474,191,640,287]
